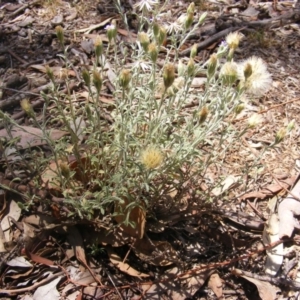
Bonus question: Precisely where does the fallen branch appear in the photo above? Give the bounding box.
[180,9,300,57]
[8,0,41,18]
[179,27,239,57]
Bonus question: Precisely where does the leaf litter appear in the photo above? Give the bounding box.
[0,0,300,299]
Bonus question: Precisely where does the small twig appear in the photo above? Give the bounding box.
[6,49,27,65]
[246,199,266,221]
[102,266,125,300]
[122,240,135,263]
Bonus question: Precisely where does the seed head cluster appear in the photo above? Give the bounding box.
[238,56,272,96]
[140,146,163,169]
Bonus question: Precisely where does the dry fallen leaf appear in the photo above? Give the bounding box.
[66,266,95,286]
[240,176,296,201]
[211,175,240,196]
[33,276,61,300]
[107,246,149,277]
[1,200,21,231]
[114,198,146,239]
[233,269,278,300]
[0,126,68,155]
[7,256,33,268]
[41,160,64,193]
[140,267,214,299]
[208,273,223,298]
[67,226,102,284]
[134,237,177,266]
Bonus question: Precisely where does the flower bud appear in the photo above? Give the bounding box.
[20,98,34,117]
[106,21,117,43]
[185,12,194,30]
[177,59,185,77]
[190,43,198,58]
[248,114,262,129]
[207,53,218,78]
[59,68,68,80]
[234,103,245,115]
[187,58,195,77]
[275,128,286,144]
[138,32,150,52]
[287,119,295,132]
[46,65,55,82]
[217,41,228,58]
[59,161,70,178]
[82,69,91,87]
[93,70,102,94]
[55,25,64,46]
[85,103,92,119]
[119,69,131,89]
[198,12,207,25]
[187,2,195,14]
[112,20,117,32]
[94,35,103,58]
[157,26,166,47]
[198,106,208,124]
[243,63,252,80]
[163,63,175,89]
[153,21,160,37]
[148,42,158,63]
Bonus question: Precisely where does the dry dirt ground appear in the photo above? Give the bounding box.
[0,0,300,299]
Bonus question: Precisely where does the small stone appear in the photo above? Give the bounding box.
[18,16,34,27]
[18,29,27,37]
[51,15,64,26]
[0,55,6,64]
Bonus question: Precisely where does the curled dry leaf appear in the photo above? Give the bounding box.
[263,213,283,276]
[278,175,300,238]
[211,175,240,196]
[134,237,177,266]
[233,269,278,300]
[208,273,223,298]
[240,176,296,201]
[23,213,58,229]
